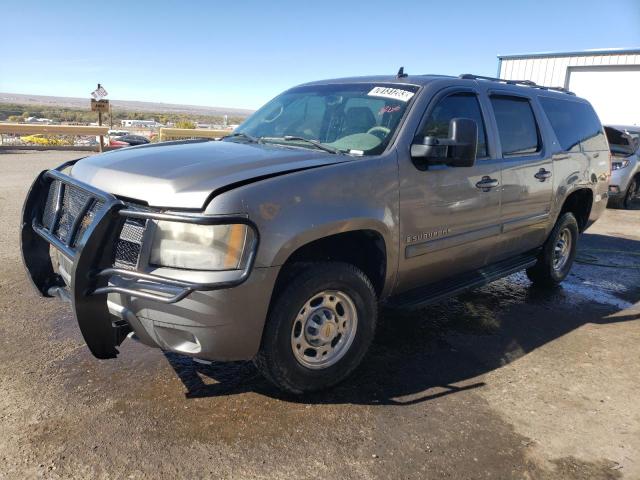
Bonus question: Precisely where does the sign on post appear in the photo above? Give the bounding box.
[90,99,110,113]
[91,85,108,99]
[90,84,109,152]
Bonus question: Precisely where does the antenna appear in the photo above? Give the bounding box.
[397,66,408,78]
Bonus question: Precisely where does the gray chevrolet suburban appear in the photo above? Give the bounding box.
[21,72,610,393]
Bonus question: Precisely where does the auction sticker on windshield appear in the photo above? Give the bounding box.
[368,86,415,102]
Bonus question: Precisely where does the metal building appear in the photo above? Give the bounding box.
[497,48,640,125]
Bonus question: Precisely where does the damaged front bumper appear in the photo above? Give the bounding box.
[21,161,260,359]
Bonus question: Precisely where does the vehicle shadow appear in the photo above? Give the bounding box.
[164,233,640,405]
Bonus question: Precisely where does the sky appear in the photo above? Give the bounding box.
[1,0,639,110]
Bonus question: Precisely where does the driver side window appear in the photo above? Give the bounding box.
[422,93,488,158]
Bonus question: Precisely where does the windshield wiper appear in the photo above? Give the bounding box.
[222,132,261,143]
[260,135,343,154]
[282,136,342,154]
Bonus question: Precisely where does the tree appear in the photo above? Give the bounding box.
[175,120,196,129]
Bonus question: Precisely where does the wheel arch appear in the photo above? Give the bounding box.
[271,223,390,299]
[559,187,593,232]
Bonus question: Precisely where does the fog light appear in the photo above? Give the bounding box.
[609,185,620,194]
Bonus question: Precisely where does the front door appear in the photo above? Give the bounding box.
[396,89,502,293]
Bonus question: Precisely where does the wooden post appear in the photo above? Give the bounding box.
[98,110,104,152]
[97,83,104,152]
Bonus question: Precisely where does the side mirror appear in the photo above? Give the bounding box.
[411,117,478,167]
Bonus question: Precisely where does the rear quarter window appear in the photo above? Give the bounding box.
[539,97,607,152]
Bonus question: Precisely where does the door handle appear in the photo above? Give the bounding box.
[475,176,499,191]
[534,168,552,182]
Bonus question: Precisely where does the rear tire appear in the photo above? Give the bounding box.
[254,261,377,394]
[526,212,579,287]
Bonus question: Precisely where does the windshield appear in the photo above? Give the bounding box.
[605,126,640,156]
[232,83,419,155]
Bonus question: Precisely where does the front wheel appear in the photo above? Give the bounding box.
[624,178,638,209]
[526,212,579,287]
[254,262,377,394]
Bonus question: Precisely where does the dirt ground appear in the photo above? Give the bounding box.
[1,151,639,480]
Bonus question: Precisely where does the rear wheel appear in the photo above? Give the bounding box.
[254,262,377,394]
[526,212,579,287]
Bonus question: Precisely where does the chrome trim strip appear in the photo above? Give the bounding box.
[501,212,550,234]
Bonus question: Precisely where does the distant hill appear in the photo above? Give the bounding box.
[0,92,254,118]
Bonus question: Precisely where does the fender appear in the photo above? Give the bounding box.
[205,152,401,296]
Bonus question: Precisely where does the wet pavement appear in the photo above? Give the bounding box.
[1,151,639,479]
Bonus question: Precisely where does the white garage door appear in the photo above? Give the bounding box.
[567,67,640,126]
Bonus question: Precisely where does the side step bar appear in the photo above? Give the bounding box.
[385,251,539,310]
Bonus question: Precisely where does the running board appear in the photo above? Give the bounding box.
[385,251,539,310]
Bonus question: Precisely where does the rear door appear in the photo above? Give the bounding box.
[395,88,503,292]
[488,93,554,258]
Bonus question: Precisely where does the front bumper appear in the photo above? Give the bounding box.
[21,161,262,360]
[609,164,635,195]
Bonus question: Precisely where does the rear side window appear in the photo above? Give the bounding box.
[422,93,488,158]
[539,97,607,152]
[490,95,541,156]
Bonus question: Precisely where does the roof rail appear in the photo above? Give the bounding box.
[458,74,576,95]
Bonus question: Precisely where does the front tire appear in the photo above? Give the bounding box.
[623,178,638,209]
[526,212,579,287]
[254,262,377,394]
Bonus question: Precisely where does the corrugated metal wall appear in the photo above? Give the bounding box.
[498,52,640,87]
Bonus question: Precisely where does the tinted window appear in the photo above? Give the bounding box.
[490,96,540,156]
[539,97,606,152]
[422,93,488,157]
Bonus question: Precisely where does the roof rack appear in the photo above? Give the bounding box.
[458,74,575,95]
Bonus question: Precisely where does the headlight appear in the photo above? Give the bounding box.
[150,221,250,270]
[611,159,630,170]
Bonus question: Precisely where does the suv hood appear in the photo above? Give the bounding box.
[71,140,346,208]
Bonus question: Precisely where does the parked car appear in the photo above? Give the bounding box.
[109,134,151,148]
[605,125,640,209]
[21,73,609,393]
[107,129,130,137]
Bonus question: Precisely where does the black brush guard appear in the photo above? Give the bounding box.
[21,161,259,359]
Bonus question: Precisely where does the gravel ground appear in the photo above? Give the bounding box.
[1,150,639,480]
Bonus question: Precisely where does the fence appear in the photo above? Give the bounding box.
[0,123,109,151]
[0,124,233,150]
